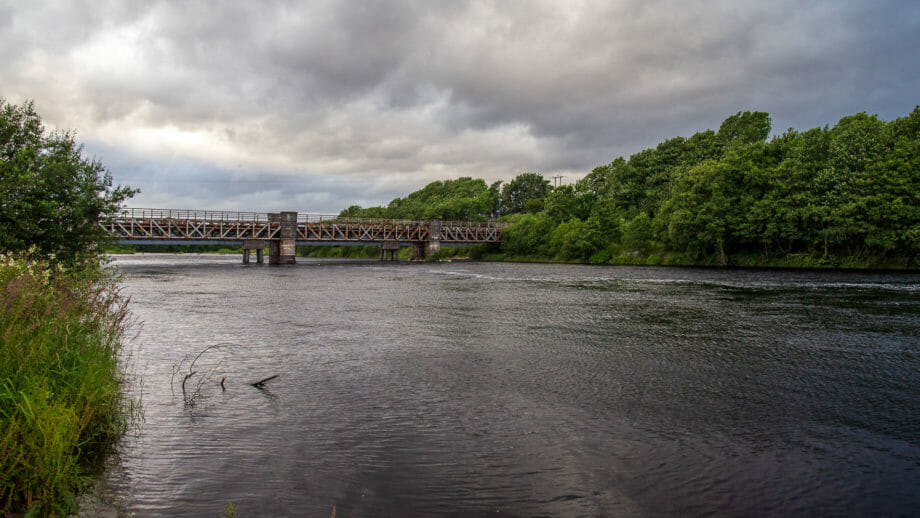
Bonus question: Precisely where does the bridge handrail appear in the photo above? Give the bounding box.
[299,217,505,228]
[114,208,270,222]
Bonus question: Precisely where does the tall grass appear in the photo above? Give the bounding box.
[0,251,132,516]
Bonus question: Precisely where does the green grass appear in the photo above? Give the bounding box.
[0,252,133,516]
[296,245,381,259]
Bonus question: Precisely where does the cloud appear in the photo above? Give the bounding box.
[2,0,918,211]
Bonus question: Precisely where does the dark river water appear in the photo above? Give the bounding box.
[103,254,920,517]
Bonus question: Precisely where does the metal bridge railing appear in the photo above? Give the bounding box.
[115,208,269,222]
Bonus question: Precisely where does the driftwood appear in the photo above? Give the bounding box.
[250,374,280,388]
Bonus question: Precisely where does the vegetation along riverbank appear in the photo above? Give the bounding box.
[342,107,920,269]
[0,253,134,516]
[1,99,138,516]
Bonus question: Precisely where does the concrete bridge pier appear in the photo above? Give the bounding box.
[242,240,265,264]
[380,240,399,261]
[269,212,298,265]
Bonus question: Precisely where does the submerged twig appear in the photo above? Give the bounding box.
[250,374,280,388]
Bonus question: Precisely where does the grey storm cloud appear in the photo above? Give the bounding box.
[1,0,918,212]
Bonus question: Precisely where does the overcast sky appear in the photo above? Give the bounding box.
[2,1,918,213]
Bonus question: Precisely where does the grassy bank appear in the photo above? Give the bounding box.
[296,244,385,259]
[0,252,132,516]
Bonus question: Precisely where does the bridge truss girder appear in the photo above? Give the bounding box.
[100,212,502,246]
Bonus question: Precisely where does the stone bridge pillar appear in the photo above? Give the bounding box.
[411,242,426,261]
[269,211,297,264]
[412,219,441,260]
[427,218,441,257]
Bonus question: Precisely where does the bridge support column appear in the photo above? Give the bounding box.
[242,239,266,265]
[411,242,426,261]
[411,219,442,260]
[269,212,297,265]
[380,240,399,261]
[426,218,441,258]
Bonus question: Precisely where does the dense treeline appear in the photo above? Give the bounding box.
[340,176,501,221]
[344,107,920,267]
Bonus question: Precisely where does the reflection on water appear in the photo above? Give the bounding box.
[105,254,920,516]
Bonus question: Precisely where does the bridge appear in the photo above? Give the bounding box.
[100,208,503,263]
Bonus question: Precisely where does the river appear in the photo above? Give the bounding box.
[101,254,920,517]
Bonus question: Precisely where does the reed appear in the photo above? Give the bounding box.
[0,251,132,516]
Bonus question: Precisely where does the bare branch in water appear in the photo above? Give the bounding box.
[250,374,280,388]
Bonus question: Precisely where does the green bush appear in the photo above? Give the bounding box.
[0,251,131,516]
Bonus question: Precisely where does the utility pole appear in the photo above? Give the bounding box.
[551,175,564,187]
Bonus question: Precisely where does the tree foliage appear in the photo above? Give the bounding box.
[0,99,137,263]
[340,107,920,266]
[562,107,920,265]
[500,172,551,215]
[339,177,496,220]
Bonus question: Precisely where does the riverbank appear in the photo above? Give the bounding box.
[0,253,133,516]
[106,244,918,269]
[481,251,918,270]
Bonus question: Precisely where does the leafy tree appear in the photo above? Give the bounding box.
[549,217,603,262]
[500,212,554,257]
[501,173,550,214]
[683,129,724,163]
[661,158,744,264]
[622,212,656,255]
[341,177,493,220]
[338,204,364,217]
[0,99,137,263]
[887,107,920,256]
[488,180,503,218]
[718,110,772,146]
[588,197,624,242]
[544,185,578,223]
[523,197,545,214]
[809,113,887,257]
